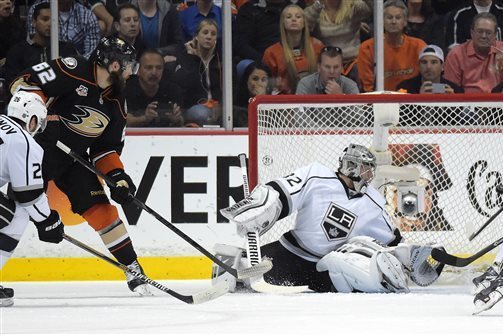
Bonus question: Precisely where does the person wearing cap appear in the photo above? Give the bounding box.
[444,12,503,93]
[396,44,464,94]
[296,45,359,95]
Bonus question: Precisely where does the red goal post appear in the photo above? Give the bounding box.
[248,94,503,264]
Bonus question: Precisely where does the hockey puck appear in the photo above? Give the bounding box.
[497,185,503,194]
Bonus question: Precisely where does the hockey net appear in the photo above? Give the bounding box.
[248,94,503,274]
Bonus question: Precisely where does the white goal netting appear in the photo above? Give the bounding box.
[248,94,503,267]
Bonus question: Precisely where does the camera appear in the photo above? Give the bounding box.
[395,182,425,217]
[157,101,173,116]
[431,83,445,94]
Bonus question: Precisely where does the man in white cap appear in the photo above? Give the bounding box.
[397,44,464,94]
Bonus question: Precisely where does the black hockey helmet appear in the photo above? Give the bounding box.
[95,36,138,74]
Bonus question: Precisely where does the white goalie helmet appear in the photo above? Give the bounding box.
[7,91,48,136]
[338,144,377,193]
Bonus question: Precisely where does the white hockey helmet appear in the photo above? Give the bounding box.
[7,91,48,136]
[338,144,377,193]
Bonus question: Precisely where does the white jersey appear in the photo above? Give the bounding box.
[0,115,50,222]
[269,162,399,262]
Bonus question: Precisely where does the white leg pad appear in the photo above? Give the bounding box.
[317,248,409,293]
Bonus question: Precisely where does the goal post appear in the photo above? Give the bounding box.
[248,93,503,266]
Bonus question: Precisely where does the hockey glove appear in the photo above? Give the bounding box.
[220,184,282,237]
[0,193,15,229]
[34,210,64,244]
[107,169,137,205]
[392,243,445,286]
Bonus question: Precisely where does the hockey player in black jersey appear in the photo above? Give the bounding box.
[1,91,65,307]
[217,144,444,293]
[9,36,150,295]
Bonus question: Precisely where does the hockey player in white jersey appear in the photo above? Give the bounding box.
[0,91,65,307]
[219,144,444,293]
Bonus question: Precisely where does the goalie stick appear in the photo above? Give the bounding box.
[431,236,503,267]
[56,141,272,281]
[63,234,229,304]
[238,154,308,293]
[468,185,503,241]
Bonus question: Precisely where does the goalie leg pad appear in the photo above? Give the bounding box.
[212,244,248,292]
[317,240,409,293]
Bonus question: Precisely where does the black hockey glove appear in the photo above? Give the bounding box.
[107,169,137,205]
[0,193,16,229]
[34,210,64,244]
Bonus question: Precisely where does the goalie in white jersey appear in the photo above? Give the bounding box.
[220,144,444,293]
[0,91,65,307]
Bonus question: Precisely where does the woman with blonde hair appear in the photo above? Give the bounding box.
[304,0,372,83]
[262,4,324,94]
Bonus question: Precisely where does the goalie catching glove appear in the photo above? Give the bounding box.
[220,184,282,237]
[391,242,445,287]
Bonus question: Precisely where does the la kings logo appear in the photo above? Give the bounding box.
[321,203,357,240]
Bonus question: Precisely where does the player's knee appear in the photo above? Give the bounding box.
[82,204,119,231]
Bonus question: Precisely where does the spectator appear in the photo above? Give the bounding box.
[125,49,184,127]
[444,12,503,93]
[112,3,146,60]
[357,0,426,92]
[157,0,184,62]
[5,2,76,88]
[173,18,222,126]
[179,0,222,44]
[296,45,359,94]
[234,0,306,63]
[397,44,464,93]
[134,0,181,52]
[445,0,503,51]
[304,0,372,85]
[26,0,101,59]
[0,0,25,69]
[405,0,445,49]
[263,4,324,94]
[233,59,273,127]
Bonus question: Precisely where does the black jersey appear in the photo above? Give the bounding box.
[14,56,127,179]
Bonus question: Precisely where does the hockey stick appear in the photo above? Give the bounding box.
[468,185,503,241]
[431,236,503,267]
[56,141,272,280]
[63,234,229,304]
[239,154,308,293]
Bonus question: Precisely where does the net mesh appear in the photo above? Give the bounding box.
[251,97,503,265]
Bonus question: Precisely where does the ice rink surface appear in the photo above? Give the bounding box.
[1,280,502,334]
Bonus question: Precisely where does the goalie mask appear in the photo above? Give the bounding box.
[95,36,139,75]
[338,144,376,193]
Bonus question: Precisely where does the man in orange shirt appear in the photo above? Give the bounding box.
[357,0,426,92]
[443,12,503,93]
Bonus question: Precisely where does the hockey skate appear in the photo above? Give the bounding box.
[125,260,152,296]
[473,269,503,315]
[0,285,14,307]
[473,262,501,294]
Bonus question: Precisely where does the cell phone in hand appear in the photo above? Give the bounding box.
[431,83,445,93]
[157,101,174,116]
